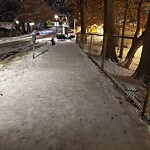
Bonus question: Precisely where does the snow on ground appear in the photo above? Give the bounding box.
[0,34,31,44]
[0,28,53,45]
[0,36,52,64]
[81,35,150,119]
[0,40,150,149]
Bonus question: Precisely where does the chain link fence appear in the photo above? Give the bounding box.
[76,33,150,122]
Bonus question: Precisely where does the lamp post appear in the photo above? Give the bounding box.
[74,19,77,34]
[59,16,63,40]
[15,20,20,36]
[55,15,58,35]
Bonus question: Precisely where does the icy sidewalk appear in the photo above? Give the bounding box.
[0,40,150,150]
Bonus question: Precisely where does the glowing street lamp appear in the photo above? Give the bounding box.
[55,15,59,34]
[29,22,35,26]
[15,20,19,24]
[55,15,58,20]
[74,19,77,33]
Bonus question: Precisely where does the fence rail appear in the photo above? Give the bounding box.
[76,33,150,122]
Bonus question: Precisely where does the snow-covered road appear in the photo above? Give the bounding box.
[0,35,53,62]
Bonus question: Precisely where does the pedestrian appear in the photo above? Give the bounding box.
[32,30,36,44]
[51,37,55,46]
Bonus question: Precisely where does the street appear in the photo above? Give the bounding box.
[0,32,54,62]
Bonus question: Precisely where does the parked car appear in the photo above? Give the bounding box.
[56,33,67,40]
[67,29,75,39]
[56,29,75,40]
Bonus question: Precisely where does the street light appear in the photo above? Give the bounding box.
[55,15,58,20]
[55,15,59,34]
[15,20,19,25]
[15,20,20,36]
[74,19,77,34]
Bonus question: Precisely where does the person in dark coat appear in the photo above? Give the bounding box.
[51,37,55,46]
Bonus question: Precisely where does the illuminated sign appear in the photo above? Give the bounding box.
[46,20,51,27]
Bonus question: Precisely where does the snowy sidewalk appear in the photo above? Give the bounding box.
[0,40,150,150]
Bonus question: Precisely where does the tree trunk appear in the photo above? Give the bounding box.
[9,18,17,37]
[80,0,86,49]
[121,32,144,69]
[133,11,150,83]
[9,5,24,37]
[121,0,143,68]
[119,0,131,58]
[103,0,118,62]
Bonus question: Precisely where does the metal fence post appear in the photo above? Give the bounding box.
[83,33,85,50]
[76,33,78,44]
[102,33,107,70]
[89,34,93,56]
[32,31,36,59]
[33,43,35,58]
[142,79,150,116]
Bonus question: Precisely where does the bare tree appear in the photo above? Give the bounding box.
[0,0,54,36]
[119,0,132,58]
[133,11,150,83]
[120,0,145,68]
